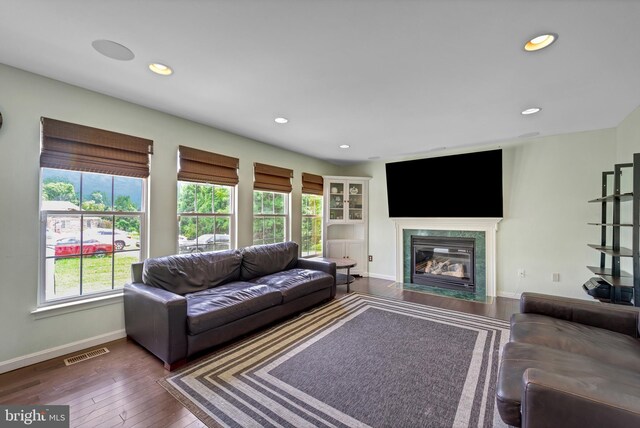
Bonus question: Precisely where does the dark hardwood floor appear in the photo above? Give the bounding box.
[0,277,518,427]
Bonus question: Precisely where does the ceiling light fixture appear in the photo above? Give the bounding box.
[274,117,288,124]
[524,33,558,51]
[339,144,350,149]
[521,107,542,115]
[149,63,173,76]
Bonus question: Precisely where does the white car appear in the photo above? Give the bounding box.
[86,229,136,250]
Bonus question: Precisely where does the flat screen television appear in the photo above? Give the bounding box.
[385,149,503,217]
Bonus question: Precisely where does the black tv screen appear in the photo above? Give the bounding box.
[385,149,503,217]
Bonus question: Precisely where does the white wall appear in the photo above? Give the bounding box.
[0,64,339,365]
[345,129,617,299]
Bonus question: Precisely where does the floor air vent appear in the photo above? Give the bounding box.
[64,347,109,366]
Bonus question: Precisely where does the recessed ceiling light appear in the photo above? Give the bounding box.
[92,40,135,61]
[521,107,542,115]
[274,117,288,124]
[149,63,173,76]
[339,144,350,149]
[524,33,558,51]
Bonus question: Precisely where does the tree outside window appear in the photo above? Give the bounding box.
[301,194,323,257]
[253,191,288,245]
[41,168,144,303]
[177,182,233,253]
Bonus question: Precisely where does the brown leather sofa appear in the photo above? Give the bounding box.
[496,292,640,427]
[124,241,336,370]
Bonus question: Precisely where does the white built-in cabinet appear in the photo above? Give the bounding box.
[323,176,370,275]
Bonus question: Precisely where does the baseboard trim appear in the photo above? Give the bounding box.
[367,272,396,281]
[497,291,522,300]
[0,329,126,374]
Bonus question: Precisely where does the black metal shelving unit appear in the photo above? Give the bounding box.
[585,153,640,306]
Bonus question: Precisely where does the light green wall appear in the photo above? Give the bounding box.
[345,129,618,299]
[616,104,640,163]
[0,64,339,363]
[614,104,640,273]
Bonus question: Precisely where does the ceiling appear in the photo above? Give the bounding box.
[1,0,639,164]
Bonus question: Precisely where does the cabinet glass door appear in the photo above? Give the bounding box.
[328,181,345,220]
[347,182,363,221]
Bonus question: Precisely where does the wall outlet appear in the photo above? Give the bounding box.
[517,268,526,278]
[552,273,560,282]
[368,255,373,262]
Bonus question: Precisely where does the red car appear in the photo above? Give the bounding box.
[55,237,114,257]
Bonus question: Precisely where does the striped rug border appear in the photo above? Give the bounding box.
[159,293,510,428]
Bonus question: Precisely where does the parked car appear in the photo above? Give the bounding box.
[85,228,136,250]
[55,237,114,257]
[179,234,230,253]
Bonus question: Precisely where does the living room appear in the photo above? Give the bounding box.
[1,1,640,427]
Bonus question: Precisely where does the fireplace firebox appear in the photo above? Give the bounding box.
[411,236,475,292]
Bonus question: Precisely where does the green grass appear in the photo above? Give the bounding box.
[52,254,138,297]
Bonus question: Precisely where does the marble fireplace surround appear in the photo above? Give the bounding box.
[393,218,502,297]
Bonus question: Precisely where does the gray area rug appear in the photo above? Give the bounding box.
[160,293,510,428]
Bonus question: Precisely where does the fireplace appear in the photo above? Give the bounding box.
[411,235,475,292]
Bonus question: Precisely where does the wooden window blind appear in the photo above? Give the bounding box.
[40,117,153,178]
[254,162,293,193]
[301,173,324,195]
[178,146,239,185]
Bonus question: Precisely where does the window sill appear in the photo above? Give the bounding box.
[31,292,123,320]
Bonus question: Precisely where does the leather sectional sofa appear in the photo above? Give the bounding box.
[497,292,640,427]
[124,241,336,370]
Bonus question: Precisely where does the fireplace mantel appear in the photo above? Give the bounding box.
[392,218,502,297]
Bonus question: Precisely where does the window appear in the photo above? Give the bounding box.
[39,117,152,305]
[252,163,293,246]
[253,191,289,245]
[301,194,323,257]
[177,182,234,253]
[177,146,238,253]
[301,172,324,257]
[41,168,145,302]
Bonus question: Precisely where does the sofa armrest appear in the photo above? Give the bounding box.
[520,292,640,337]
[297,258,337,298]
[521,368,640,428]
[124,282,188,367]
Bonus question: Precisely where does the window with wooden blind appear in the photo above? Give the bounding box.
[39,118,152,305]
[177,146,238,253]
[301,173,323,257]
[253,163,292,245]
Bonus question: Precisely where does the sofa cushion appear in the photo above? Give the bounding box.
[497,341,640,427]
[186,282,282,335]
[143,249,242,295]
[240,241,298,280]
[250,268,334,303]
[510,313,640,370]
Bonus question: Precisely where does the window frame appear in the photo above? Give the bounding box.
[252,190,290,246]
[38,168,147,307]
[301,193,323,258]
[176,181,236,254]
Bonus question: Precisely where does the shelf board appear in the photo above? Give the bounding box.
[597,274,635,288]
[588,193,634,203]
[587,223,633,227]
[586,266,632,277]
[587,244,634,257]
